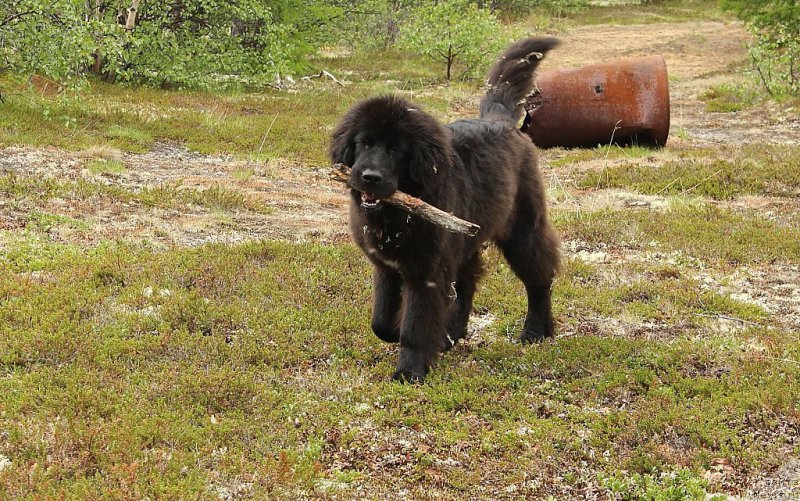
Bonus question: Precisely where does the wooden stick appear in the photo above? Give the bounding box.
[330,163,481,237]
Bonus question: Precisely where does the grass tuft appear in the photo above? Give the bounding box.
[577,145,800,199]
[554,203,800,264]
[700,83,761,113]
[87,158,126,176]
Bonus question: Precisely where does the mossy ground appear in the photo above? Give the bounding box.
[0,231,797,499]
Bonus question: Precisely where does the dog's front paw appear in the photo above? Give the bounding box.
[520,319,555,344]
[392,348,431,383]
[391,368,425,384]
[521,328,548,344]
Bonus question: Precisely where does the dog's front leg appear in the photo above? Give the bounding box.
[392,280,448,383]
[371,266,402,343]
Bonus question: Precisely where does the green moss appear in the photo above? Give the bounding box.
[87,158,126,175]
[701,82,761,112]
[0,239,796,498]
[577,145,800,199]
[555,204,800,264]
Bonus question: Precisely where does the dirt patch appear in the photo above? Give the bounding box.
[543,21,748,79]
[0,143,350,247]
[563,238,800,333]
[543,21,799,147]
[736,460,800,500]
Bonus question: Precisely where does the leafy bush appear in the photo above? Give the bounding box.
[538,0,591,17]
[474,0,589,19]
[119,1,294,89]
[599,469,722,501]
[746,28,800,97]
[0,1,115,88]
[0,0,298,90]
[401,0,503,80]
[721,0,800,96]
[318,0,423,51]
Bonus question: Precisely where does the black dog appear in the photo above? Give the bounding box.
[329,38,561,382]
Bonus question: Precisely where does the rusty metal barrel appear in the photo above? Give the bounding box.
[523,55,670,148]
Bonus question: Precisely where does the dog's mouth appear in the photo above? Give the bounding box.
[360,192,382,210]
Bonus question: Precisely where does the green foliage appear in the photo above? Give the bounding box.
[537,0,590,17]
[599,469,720,500]
[700,82,761,112]
[402,0,503,80]
[721,0,800,96]
[118,0,294,89]
[720,0,799,31]
[577,145,800,199]
[0,0,296,90]
[474,0,589,19]
[319,0,423,51]
[746,27,800,97]
[0,1,114,88]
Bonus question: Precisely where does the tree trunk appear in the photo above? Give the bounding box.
[91,0,102,74]
[446,43,453,80]
[125,0,140,30]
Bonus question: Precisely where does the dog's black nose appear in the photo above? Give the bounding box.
[361,169,383,184]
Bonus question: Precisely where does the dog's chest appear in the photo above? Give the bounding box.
[355,215,417,269]
[361,220,411,252]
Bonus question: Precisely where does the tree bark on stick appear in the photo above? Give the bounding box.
[330,163,481,237]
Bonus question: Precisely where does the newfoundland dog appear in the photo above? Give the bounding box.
[329,37,561,382]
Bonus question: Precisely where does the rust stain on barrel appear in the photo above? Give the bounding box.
[525,55,670,148]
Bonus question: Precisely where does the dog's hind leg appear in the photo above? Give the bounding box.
[499,220,560,343]
[444,252,483,349]
[371,266,402,343]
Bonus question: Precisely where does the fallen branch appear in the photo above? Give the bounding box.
[330,163,481,237]
[302,70,344,87]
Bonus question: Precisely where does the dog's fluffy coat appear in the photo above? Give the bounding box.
[330,38,561,381]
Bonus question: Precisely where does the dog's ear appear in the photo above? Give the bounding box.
[329,119,356,166]
[409,129,454,186]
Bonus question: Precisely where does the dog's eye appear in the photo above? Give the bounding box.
[357,139,371,149]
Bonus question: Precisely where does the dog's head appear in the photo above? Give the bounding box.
[330,96,454,212]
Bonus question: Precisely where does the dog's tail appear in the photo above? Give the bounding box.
[479,37,560,125]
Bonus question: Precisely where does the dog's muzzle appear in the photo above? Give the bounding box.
[360,192,382,210]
